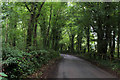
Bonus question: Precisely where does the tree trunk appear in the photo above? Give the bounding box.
[52,34,55,49]
[33,19,37,48]
[26,13,34,51]
[55,35,58,51]
[110,30,115,58]
[13,25,17,47]
[97,18,107,59]
[80,39,82,51]
[77,35,80,52]
[109,29,112,54]
[5,17,8,43]
[78,35,82,53]
[26,2,45,51]
[118,4,120,58]
[71,35,74,52]
[97,31,104,59]
[87,26,90,53]
[46,5,52,48]
[118,30,120,58]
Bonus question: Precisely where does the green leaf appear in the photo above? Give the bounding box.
[0,77,2,80]
[0,72,8,77]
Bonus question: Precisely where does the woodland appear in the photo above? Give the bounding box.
[0,2,120,79]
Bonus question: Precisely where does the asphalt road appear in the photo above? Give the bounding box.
[47,54,117,78]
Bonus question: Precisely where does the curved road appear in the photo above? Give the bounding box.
[47,54,117,78]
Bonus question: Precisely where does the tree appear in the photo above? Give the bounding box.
[25,2,45,51]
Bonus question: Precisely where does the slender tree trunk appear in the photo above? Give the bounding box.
[55,35,58,51]
[118,17,120,58]
[60,44,63,51]
[80,42,82,51]
[26,13,34,51]
[52,34,55,49]
[33,19,37,47]
[97,31,103,59]
[23,23,26,51]
[46,5,52,47]
[111,30,115,58]
[106,20,111,60]
[40,17,47,48]
[78,36,82,53]
[77,35,80,52]
[104,5,111,59]
[109,29,112,54]
[97,18,106,59]
[71,35,74,52]
[87,26,90,53]
[109,29,115,59]
[118,30,120,58]
[118,4,120,58]
[13,25,17,47]
[5,17,8,43]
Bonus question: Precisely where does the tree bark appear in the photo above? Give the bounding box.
[118,4,120,58]
[46,5,52,47]
[87,26,90,53]
[13,25,17,47]
[97,17,107,59]
[33,19,37,47]
[55,35,59,51]
[77,34,82,53]
[26,13,34,51]
[118,29,120,58]
[71,35,74,52]
[77,35,80,52]
[110,30,115,58]
[5,17,8,43]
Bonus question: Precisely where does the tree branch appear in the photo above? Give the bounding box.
[34,3,38,12]
[24,2,31,12]
[36,2,45,18]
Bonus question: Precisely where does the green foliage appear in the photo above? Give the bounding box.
[79,53,120,73]
[96,59,120,71]
[0,72,8,80]
[2,44,60,78]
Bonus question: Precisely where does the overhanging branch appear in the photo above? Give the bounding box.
[36,2,45,18]
[24,2,31,13]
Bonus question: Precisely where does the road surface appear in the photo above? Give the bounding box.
[47,54,117,78]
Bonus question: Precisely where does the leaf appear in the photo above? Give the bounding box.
[0,72,7,77]
[0,77,2,80]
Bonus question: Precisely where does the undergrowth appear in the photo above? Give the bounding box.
[2,44,60,78]
[79,53,120,73]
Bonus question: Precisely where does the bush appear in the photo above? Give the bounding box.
[2,45,60,78]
